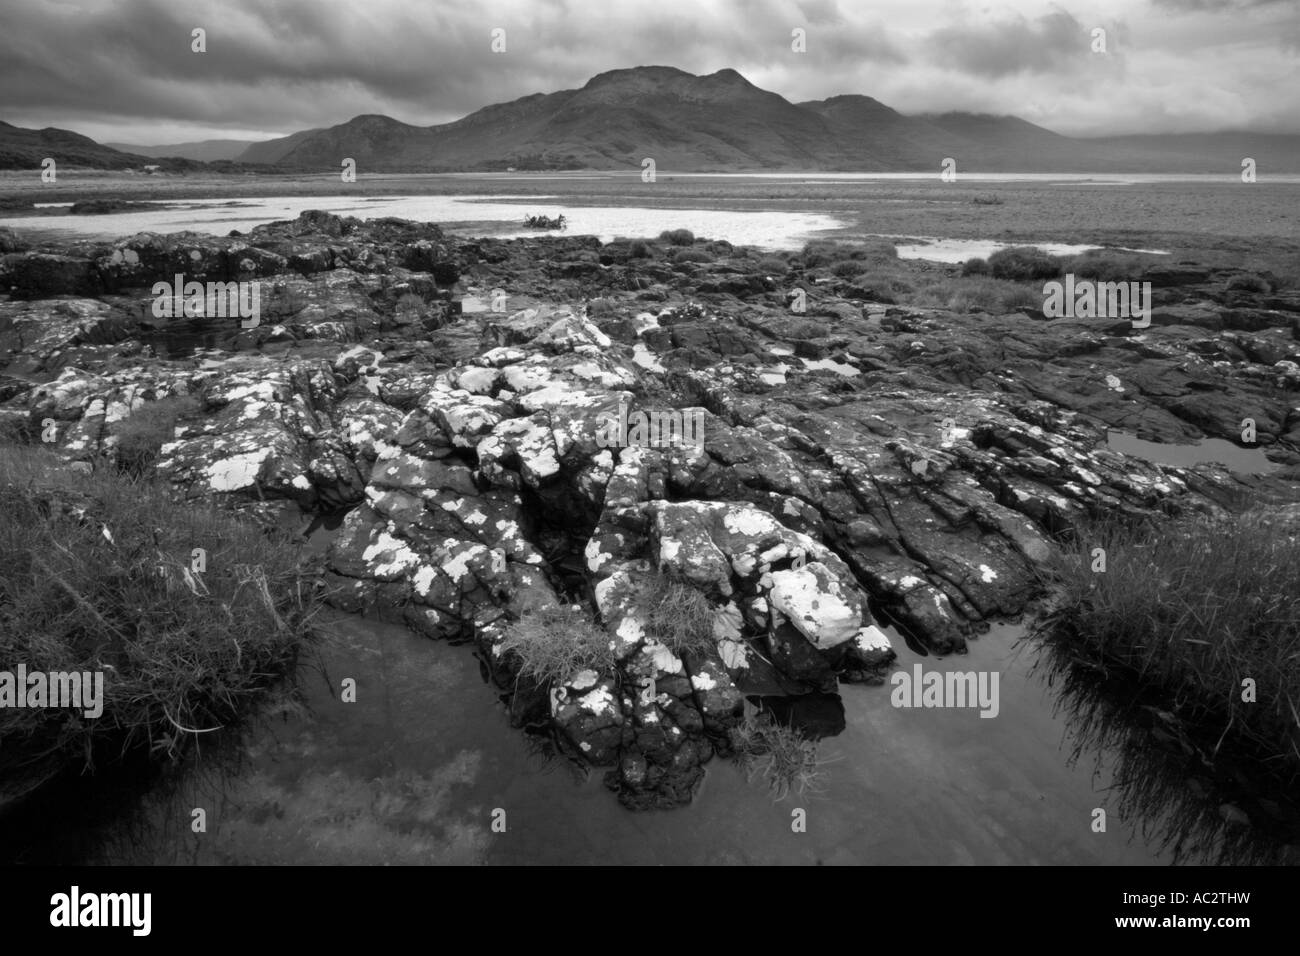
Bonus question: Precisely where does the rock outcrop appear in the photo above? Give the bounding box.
[3,211,1297,807]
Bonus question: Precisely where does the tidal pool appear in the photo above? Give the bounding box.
[877,235,1171,264]
[1106,430,1279,476]
[0,195,843,252]
[7,608,1187,866]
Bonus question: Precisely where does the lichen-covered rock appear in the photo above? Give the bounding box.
[6,214,1295,810]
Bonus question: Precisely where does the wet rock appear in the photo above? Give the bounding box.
[5,215,1296,810]
[1,253,102,298]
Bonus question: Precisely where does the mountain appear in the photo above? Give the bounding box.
[236,127,328,165]
[8,68,1299,174]
[246,67,858,171]
[798,95,972,169]
[0,121,157,169]
[238,66,1300,173]
[104,138,265,162]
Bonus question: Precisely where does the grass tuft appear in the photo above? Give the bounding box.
[112,395,201,478]
[987,246,1063,281]
[909,276,1041,313]
[658,229,695,246]
[728,709,825,800]
[498,603,616,687]
[639,573,717,659]
[1041,511,1300,765]
[0,443,322,789]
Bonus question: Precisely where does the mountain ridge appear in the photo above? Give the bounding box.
[5,67,1299,173]
[233,67,1300,172]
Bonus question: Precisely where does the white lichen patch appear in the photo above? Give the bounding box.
[412,564,438,597]
[645,641,683,675]
[718,639,750,670]
[441,544,488,582]
[361,530,420,577]
[690,672,717,692]
[722,507,781,538]
[585,538,614,572]
[206,449,271,491]
[577,685,616,716]
[456,366,499,394]
[503,364,553,392]
[855,625,892,654]
[615,614,646,645]
[767,567,861,648]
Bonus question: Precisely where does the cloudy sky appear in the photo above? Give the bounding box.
[2,0,1296,145]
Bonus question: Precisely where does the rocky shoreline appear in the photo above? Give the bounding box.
[2,210,1297,809]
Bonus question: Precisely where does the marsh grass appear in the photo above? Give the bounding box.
[670,247,714,264]
[112,395,201,477]
[830,259,868,278]
[659,229,695,246]
[1040,511,1300,766]
[497,603,616,687]
[1063,248,1157,282]
[987,246,1064,281]
[1225,273,1272,294]
[1034,634,1298,864]
[0,443,323,786]
[639,573,716,659]
[909,276,1041,313]
[799,238,897,269]
[729,708,826,800]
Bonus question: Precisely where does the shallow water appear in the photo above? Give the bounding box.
[800,357,860,376]
[881,235,1171,264]
[50,609,1180,866]
[1107,430,1279,476]
[0,195,844,251]
[2,194,1171,260]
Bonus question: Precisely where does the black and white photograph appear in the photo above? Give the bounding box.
[0,0,1296,922]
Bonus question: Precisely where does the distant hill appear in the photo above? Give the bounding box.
[236,127,328,165]
[237,66,1300,173]
[244,68,851,171]
[0,121,160,170]
[1080,131,1300,173]
[8,68,1300,174]
[104,138,266,162]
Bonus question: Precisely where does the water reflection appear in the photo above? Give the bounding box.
[1032,630,1300,865]
[12,609,1280,865]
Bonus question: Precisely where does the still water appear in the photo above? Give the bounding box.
[11,611,1181,866]
[1,195,1157,260]
[1107,430,1279,476]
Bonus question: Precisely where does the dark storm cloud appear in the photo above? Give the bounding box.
[928,11,1092,79]
[0,0,1294,142]
[0,0,911,140]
